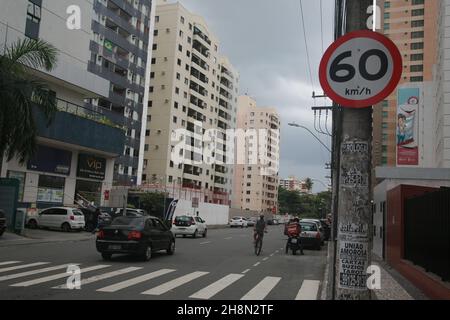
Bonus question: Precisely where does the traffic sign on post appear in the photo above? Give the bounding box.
[319,30,402,108]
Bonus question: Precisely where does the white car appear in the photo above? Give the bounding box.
[230,216,248,228]
[27,207,85,232]
[171,215,207,238]
[301,219,325,244]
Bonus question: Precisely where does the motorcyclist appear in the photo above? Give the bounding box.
[286,217,304,255]
[254,214,267,243]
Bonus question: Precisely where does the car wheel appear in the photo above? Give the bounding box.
[167,240,175,255]
[28,219,38,229]
[62,223,71,232]
[193,230,198,238]
[142,244,152,261]
[203,229,207,238]
[101,253,112,261]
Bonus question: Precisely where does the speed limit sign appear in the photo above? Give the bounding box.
[319,30,402,108]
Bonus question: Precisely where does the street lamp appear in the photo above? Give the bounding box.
[288,123,331,153]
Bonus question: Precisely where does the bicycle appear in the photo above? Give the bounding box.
[254,232,263,256]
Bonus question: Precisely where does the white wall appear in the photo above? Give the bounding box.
[173,199,229,226]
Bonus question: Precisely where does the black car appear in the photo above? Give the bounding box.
[0,210,6,237]
[96,215,175,261]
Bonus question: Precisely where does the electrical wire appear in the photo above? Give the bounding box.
[299,0,315,92]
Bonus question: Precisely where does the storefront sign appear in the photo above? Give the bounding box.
[28,145,72,176]
[37,188,64,203]
[77,154,106,180]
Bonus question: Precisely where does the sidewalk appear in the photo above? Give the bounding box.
[371,254,428,300]
[0,229,95,247]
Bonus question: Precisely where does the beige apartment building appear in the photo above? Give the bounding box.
[232,96,280,214]
[373,0,438,168]
[142,1,239,205]
[279,176,310,194]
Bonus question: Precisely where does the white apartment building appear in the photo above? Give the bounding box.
[142,1,239,205]
[279,176,309,193]
[232,96,280,214]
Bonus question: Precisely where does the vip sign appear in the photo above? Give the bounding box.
[77,154,106,180]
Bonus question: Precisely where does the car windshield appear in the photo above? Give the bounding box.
[300,223,317,231]
[111,217,145,227]
[175,216,192,222]
[232,217,242,220]
[73,210,83,216]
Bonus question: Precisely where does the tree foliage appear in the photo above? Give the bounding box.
[139,192,166,218]
[278,187,331,219]
[0,38,58,163]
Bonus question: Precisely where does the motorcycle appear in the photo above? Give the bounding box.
[286,236,304,255]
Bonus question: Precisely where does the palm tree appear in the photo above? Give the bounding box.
[304,178,314,193]
[0,38,58,164]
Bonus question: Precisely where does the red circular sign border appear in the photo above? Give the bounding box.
[319,30,403,109]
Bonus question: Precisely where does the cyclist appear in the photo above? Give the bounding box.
[254,214,267,243]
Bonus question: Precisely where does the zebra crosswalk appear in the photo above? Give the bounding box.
[0,261,322,300]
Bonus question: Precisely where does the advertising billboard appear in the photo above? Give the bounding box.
[397,88,420,166]
[77,154,106,180]
[27,145,72,175]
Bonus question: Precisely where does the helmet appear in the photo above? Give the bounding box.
[260,214,265,219]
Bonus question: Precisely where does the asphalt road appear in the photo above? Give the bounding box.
[0,225,327,300]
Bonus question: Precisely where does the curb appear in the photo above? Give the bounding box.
[320,242,331,300]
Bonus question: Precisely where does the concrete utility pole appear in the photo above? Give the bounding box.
[333,0,374,300]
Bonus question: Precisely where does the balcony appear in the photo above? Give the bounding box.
[33,99,125,156]
[191,54,209,72]
[191,67,209,84]
[193,40,210,59]
[193,26,212,46]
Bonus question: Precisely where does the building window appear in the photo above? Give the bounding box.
[410,65,423,72]
[25,1,41,39]
[152,44,157,50]
[411,9,425,17]
[411,42,424,50]
[144,144,149,151]
[410,53,424,61]
[154,30,158,36]
[174,101,179,109]
[180,16,185,24]
[410,76,423,82]
[151,58,156,64]
[411,31,424,39]
[177,59,181,66]
[150,72,155,79]
[411,20,424,28]
[176,73,181,80]
[175,87,180,94]
[178,44,183,52]
[173,116,177,124]
[384,1,390,8]
[412,0,424,4]
[155,16,160,22]
[382,111,388,118]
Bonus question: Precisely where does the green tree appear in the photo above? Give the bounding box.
[304,177,314,193]
[0,38,58,163]
[140,192,166,218]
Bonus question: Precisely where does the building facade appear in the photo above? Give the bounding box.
[142,1,239,205]
[232,96,280,213]
[0,0,125,208]
[279,176,309,193]
[373,0,438,168]
[86,0,155,186]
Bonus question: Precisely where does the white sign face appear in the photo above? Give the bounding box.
[338,240,369,290]
[320,30,402,108]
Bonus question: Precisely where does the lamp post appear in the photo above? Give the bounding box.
[288,123,331,153]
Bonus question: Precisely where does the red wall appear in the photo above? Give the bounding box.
[386,185,450,300]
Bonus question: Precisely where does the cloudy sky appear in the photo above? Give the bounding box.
[176,0,335,193]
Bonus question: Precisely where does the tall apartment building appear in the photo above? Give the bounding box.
[142,1,239,205]
[373,0,438,168]
[86,0,155,186]
[0,0,125,209]
[279,176,309,194]
[232,96,280,214]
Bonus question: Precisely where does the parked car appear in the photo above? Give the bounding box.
[171,215,207,238]
[267,219,279,225]
[0,210,6,237]
[301,219,325,245]
[299,221,322,250]
[230,216,248,228]
[26,207,85,232]
[245,217,256,227]
[96,215,175,261]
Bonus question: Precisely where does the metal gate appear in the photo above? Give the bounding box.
[405,188,450,282]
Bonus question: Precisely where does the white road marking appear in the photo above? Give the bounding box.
[263,257,269,261]
[253,262,260,267]
[241,277,281,300]
[241,269,250,274]
[11,265,110,287]
[270,254,274,257]
[296,280,321,300]
[0,262,49,273]
[53,267,142,289]
[224,237,232,240]
[189,274,244,300]
[200,241,211,245]
[0,264,72,282]
[97,269,175,293]
[0,261,21,267]
[141,271,209,295]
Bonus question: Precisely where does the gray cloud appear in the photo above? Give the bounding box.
[177,0,335,192]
